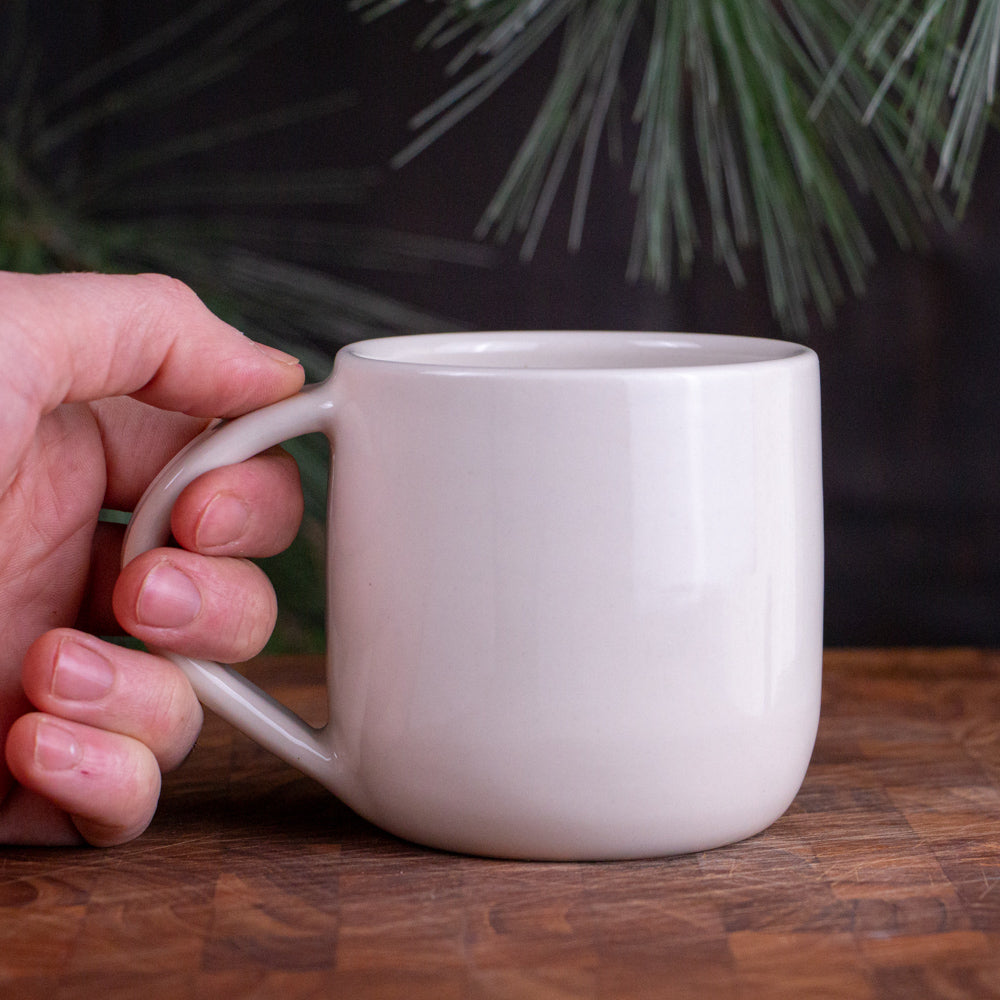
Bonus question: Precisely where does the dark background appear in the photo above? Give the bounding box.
[18,1,1000,647]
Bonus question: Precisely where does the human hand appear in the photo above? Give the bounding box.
[0,272,306,846]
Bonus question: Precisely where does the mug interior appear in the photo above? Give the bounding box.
[345,331,809,371]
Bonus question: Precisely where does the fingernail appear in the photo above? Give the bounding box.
[35,720,83,771]
[253,342,301,366]
[195,492,250,550]
[136,563,202,629]
[52,641,115,702]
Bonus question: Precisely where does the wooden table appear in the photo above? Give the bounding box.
[2,649,1000,999]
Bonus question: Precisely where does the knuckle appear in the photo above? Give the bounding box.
[133,272,198,310]
[77,752,161,847]
[229,583,277,660]
[203,561,276,662]
[126,274,203,344]
[142,669,202,769]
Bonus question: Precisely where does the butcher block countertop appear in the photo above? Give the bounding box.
[3,648,1000,999]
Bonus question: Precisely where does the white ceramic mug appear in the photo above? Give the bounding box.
[123,331,824,860]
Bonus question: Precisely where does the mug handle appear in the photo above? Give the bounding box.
[121,379,347,794]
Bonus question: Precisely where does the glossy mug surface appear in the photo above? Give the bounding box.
[124,331,824,860]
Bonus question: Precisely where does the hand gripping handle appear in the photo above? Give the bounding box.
[121,381,350,794]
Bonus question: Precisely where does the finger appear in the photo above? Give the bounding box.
[90,396,302,515]
[0,271,304,490]
[89,396,212,511]
[5,712,163,847]
[21,630,203,773]
[78,450,302,635]
[113,549,277,663]
[170,448,303,557]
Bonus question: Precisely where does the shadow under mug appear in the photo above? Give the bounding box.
[123,331,824,860]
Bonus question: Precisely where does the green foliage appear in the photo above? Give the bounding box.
[363,0,998,332]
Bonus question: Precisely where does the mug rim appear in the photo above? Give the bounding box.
[341,331,814,374]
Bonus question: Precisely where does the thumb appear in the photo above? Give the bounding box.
[0,271,305,487]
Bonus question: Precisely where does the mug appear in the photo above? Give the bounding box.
[123,331,824,860]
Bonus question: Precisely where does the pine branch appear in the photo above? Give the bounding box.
[376,0,977,332]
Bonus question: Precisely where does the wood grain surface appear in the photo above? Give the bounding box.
[2,649,1000,999]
